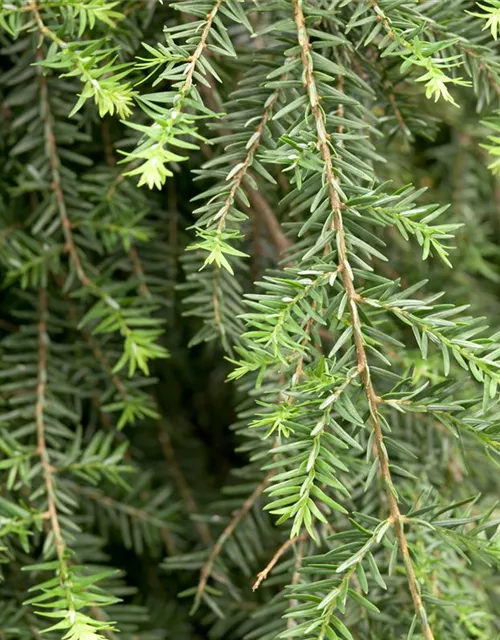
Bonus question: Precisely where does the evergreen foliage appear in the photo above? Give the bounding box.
[1,1,500,639]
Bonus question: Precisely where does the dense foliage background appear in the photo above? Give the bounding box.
[1,1,500,639]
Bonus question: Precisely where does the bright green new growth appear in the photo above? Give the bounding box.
[1,1,500,639]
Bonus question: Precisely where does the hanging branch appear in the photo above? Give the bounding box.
[196,75,292,258]
[36,290,66,566]
[193,470,273,611]
[293,1,434,637]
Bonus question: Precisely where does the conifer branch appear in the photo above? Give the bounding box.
[36,290,65,565]
[293,1,434,636]
[213,87,281,233]
[182,0,223,95]
[367,0,468,106]
[35,290,111,635]
[193,470,273,611]
[129,244,151,299]
[37,56,91,290]
[197,77,292,257]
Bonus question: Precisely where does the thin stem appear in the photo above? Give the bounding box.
[129,242,151,300]
[183,0,222,95]
[204,82,284,342]
[36,290,76,616]
[140,0,222,164]
[37,56,90,289]
[243,178,292,256]
[193,471,273,611]
[36,291,65,564]
[252,534,306,591]
[215,86,281,232]
[34,19,137,352]
[293,2,434,637]
[198,77,292,259]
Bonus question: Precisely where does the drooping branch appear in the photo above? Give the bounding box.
[292,2,434,637]
[213,87,281,233]
[197,78,292,259]
[37,55,91,290]
[193,471,273,611]
[36,290,65,564]
[35,289,86,624]
[182,0,222,95]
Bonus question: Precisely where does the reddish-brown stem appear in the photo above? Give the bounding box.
[36,290,66,564]
[293,2,434,637]
[36,50,91,289]
[252,534,307,591]
[194,471,273,609]
[197,76,292,260]
[243,179,292,257]
[183,0,222,94]
[129,244,151,299]
[215,87,281,232]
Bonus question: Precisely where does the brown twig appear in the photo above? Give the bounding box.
[36,290,65,564]
[193,471,273,610]
[386,81,409,134]
[34,9,129,336]
[252,534,307,591]
[198,77,292,260]
[129,244,151,299]
[183,0,222,94]
[36,46,91,290]
[293,2,434,638]
[369,0,394,37]
[214,88,282,232]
